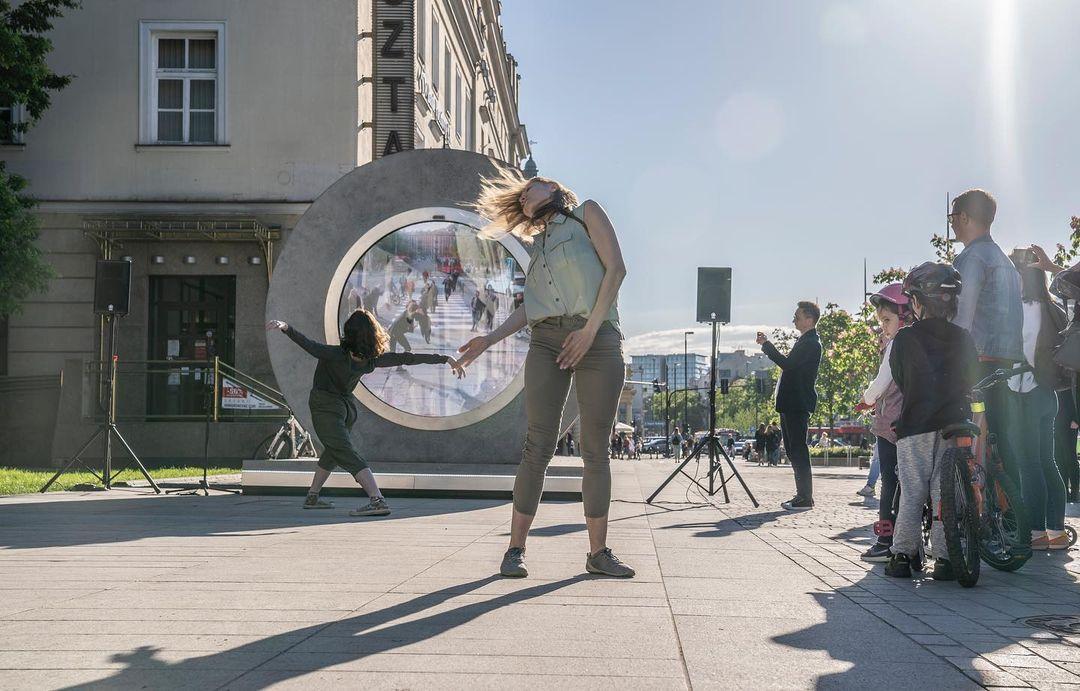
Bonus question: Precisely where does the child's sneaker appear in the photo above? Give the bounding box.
[856,485,876,497]
[860,541,892,563]
[302,494,334,509]
[932,558,956,581]
[885,552,913,578]
[349,497,391,517]
[1031,531,1049,550]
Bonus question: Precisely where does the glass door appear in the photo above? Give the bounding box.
[147,276,235,419]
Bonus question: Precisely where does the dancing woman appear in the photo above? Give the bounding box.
[458,171,632,578]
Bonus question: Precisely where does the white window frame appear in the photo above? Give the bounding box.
[0,103,26,144]
[139,21,227,146]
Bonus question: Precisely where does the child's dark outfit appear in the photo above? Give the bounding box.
[888,318,977,563]
[284,325,448,475]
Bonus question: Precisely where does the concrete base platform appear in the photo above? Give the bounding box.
[242,457,584,499]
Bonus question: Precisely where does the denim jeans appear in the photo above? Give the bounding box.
[876,438,899,546]
[1015,386,1066,531]
[866,450,881,487]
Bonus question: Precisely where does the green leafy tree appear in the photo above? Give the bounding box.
[649,389,708,432]
[1053,216,1080,267]
[713,375,779,432]
[811,303,879,431]
[0,0,80,316]
[872,267,907,285]
[931,233,957,263]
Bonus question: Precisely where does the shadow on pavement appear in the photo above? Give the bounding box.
[0,493,493,550]
[61,575,584,690]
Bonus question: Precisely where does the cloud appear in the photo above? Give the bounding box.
[624,324,790,357]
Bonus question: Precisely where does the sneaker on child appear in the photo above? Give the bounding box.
[303,494,334,509]
[349,497,391,517]
[860,542,892,562]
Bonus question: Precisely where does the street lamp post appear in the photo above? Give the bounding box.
[672,362,681,430]
[684,331,694,432]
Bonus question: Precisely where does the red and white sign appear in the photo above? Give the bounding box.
[221,377,278,411]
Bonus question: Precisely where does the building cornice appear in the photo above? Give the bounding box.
[33,201,312,215]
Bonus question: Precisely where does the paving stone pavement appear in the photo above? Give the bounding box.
[0,459,1077,689]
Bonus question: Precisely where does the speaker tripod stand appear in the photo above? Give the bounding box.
[166,360,241,496]
[647,316,758,507]
[41,314,161,493]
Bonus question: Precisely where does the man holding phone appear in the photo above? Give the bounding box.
[757,302,823,510]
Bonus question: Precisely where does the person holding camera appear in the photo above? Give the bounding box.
[757,302,823,510]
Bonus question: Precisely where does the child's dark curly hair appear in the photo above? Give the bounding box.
[341,308,389,360]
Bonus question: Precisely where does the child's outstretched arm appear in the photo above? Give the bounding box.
[372,352,466,379]
[266,320,343,360]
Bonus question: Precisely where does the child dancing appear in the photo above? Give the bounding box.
[267,309,465,516]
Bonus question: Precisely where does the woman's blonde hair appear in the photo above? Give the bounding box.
[474,167,578,240]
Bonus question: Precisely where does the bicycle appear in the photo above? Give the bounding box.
[251,411,318,460]
[938,367,1033,587]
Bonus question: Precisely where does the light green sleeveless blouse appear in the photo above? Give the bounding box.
[523,203,621,334]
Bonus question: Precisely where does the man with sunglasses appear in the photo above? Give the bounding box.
[949,189,1024,482]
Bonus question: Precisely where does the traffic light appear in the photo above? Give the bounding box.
[652,378,661,394]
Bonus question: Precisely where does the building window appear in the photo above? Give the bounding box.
[431,17,440,90]
[0,100,25,144]
[454,72,462,139]
[466,89,475,150]
[417,0,427,63]
[139,21,227,145]
[443,48,451,114]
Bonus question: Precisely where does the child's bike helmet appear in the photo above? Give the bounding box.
[901,262,962,302]
[868,282,912,321]
[1050,264,1080,302]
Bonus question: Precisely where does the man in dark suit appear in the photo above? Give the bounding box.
[757,301,823,510]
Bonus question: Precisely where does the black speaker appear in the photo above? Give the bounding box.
[94,259,132,315]
[697,267,732,323]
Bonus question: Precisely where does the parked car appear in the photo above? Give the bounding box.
[641,437,670,457]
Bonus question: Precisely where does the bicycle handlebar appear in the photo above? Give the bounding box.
[972,364,1032,393]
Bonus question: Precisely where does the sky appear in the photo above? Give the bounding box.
[499,0,1080,357]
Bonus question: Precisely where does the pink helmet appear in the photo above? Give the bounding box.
[869,282,912,321]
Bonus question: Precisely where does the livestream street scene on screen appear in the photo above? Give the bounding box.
[1,2,1079,689]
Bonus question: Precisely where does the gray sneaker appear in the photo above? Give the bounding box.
[349,497,391,517]
[500,547,528,578]
[303,494,334,509]
[586,547,635,578]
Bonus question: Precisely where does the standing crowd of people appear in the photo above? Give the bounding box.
[757,189,1077,583]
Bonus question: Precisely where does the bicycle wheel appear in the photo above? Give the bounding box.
[251,433,284,461]
[939,448,980,587]
[979,471,1031,571]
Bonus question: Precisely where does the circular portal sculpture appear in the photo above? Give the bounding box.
[266,149,542,464]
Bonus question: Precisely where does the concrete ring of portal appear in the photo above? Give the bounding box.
[322,205,529,430]
[266,149,535,464]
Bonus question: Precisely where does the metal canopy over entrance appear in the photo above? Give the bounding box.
[82,218,281,280]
